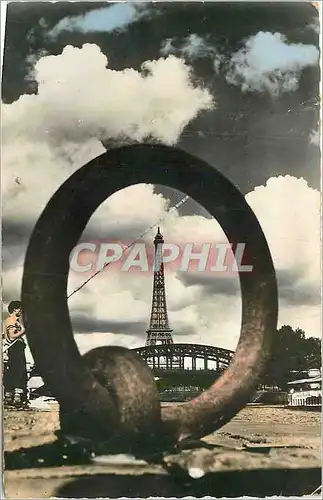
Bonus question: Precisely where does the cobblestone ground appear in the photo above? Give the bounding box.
[234,405,321,426]
[205,405,321,450]
[3,405,321,498]
[4,404,321,452]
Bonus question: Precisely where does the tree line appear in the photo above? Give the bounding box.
[261,325,321,390]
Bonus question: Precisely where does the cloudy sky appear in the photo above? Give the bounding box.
[2,2,321,362]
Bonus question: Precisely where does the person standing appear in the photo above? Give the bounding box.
[3,301,28,409]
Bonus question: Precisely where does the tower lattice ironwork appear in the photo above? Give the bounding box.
[146,227,174,346]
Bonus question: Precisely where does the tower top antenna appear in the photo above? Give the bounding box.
[154,226,164,245]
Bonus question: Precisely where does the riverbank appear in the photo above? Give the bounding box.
[3,404,321,498]
[4,403,321,452]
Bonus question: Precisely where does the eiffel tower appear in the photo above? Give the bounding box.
[146,227,174,346]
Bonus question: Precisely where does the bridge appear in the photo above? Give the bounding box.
[133,343,235,400]
[129,229,236,400]
[134,343,234,370]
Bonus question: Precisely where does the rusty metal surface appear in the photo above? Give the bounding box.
[58,346,165,452]
[21,144,278,450]
[4,447,321,499]
[22,145,277,450]
[4,406,321,498]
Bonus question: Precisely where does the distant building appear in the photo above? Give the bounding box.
[287,369,321,408]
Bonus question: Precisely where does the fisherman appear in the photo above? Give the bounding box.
[2,301,29,409]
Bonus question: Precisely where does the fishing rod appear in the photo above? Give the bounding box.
[2,194,190,356]
[2,321,26,354]
[2,334,25,353]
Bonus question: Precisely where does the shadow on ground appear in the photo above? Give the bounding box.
[54,469,321,498]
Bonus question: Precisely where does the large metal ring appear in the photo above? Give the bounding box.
[22,144,277,445]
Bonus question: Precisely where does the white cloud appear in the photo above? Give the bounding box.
[49,4,148,38]
[226,31,319,95]
[69,175,320,349]
[2,138,105,224]
[3,44,213,148]
[161,38,176,56]
[2,265,25,303]
[161,34,223,72]
[278,304,321,336]
[178,34,216,60]
[19,174,321,355]
[213,54,224,74]
[306,20,320,35]
[75,332,141,356]
[66,202,234,331]
[25,49,49,80]
[91,184,170,234]
[2,43,320,361]
[2,43,213,226]
[2,176,321,357]
[309,129,320,147]
[246,176,320,284]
